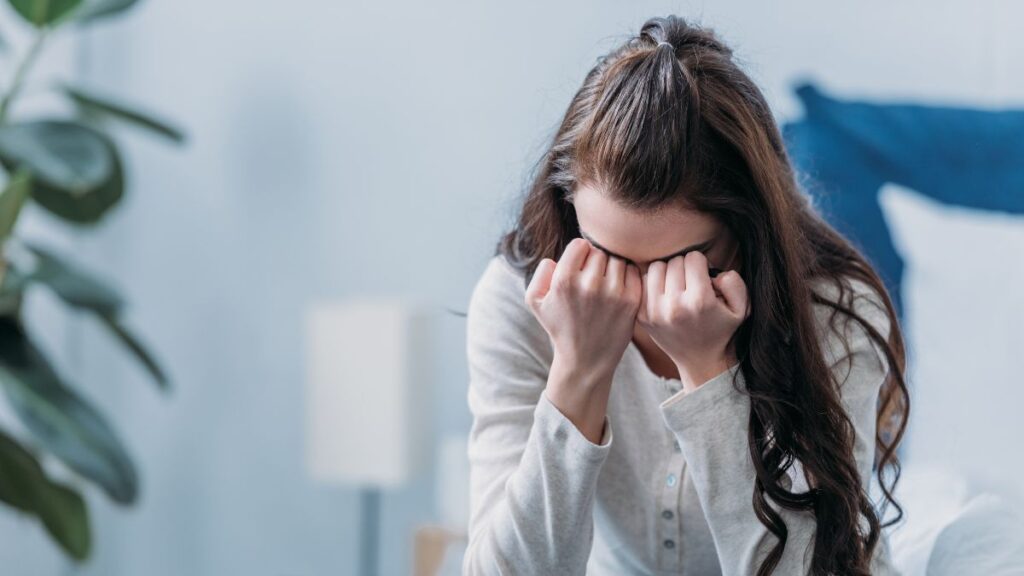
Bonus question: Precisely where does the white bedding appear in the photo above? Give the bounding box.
[875,183,1024,574]
[876,462,1024,575]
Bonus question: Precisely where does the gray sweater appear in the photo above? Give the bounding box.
[462,255,901,575]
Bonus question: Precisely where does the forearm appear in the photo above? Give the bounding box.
[659,363,787,575]
[463,387,613,575]
[543,354,614,444]
[659,361,901,576]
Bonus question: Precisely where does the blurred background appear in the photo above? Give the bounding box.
[0,1,1021,575]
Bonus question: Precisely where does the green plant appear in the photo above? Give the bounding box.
[0,0,184,561]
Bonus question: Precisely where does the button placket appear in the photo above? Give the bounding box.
[658,436,685,572]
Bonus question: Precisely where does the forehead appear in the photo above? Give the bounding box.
[572,184,720,263]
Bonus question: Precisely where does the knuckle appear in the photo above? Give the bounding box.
[688,287,710,304]
[691,297,710,313]
[551,274,571,294]
[659,300,679,323]
[578,275,600,296]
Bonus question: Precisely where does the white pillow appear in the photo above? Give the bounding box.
[878,182,1024,506]
[926,492,1024,575]
[871,462,971,576]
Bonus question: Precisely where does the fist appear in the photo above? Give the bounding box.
[525,237,643,377]
[638,250,750,391]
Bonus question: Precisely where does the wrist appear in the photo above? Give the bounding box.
[550,353,615,392]
[675,356,736,393]
[550,351,617,386]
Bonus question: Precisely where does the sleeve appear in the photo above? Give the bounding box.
[657,278,902,576]
[462,257,614,576]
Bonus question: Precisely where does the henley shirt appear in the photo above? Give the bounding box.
[463,254,901,575]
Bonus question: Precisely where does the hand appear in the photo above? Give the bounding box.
[526,237,643,380]
[638,250,750,392]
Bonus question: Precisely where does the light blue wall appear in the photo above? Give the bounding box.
[0,0,1021,574]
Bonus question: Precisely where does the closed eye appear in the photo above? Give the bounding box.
[578,229,717,266]
[582,237,723,278]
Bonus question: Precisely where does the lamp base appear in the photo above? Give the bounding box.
[359,487,380,576]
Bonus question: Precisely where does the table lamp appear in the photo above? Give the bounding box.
[305,297,433,576]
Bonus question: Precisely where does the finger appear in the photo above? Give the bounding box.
[645,260,666,320]
[665,255,686,295]
[581,243,607,284]
[606,255,626,292]
[711,269,749,319]
[552,238,590,286]
[683,251,712,301]
[625,263,642,317]
[637,267,649,324]
[525,258,556,312]
[647,260,666,296]
[710,272,725,300]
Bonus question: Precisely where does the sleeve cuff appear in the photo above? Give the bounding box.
[659,362,744,432]
[536,389,614,462]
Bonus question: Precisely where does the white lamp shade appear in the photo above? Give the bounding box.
[304,298,432,488]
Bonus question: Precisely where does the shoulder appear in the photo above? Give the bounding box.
[467,255,554,370]
[468,255,528,316]
[809,274,893,377]
[809,274,890,328]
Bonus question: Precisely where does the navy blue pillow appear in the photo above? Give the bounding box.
[781,82,1024,320]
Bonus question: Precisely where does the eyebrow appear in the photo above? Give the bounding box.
[578,229,716,265]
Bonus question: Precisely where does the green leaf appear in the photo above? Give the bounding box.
[0,169,32,238]
[0,260,28,316]
[0,428,38,512]
[22,242,123,314]
[37,479,90,559]
[61,84,185,144]
[0,120,124,224]
[7,0,82,26]
[0,316,138,504]
[62,0,138,25]
[96,312,169,390]
[0,428,91,560]
[9,244,169,391]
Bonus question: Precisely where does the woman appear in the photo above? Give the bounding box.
[463,14,909,576]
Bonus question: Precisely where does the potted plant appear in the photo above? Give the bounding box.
[0,0,183,562]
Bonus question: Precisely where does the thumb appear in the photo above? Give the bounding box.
[637,269,649,325]
[711,270,750,320]
[525,258,556,314]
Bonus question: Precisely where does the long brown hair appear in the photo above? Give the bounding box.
[493,15,909,576]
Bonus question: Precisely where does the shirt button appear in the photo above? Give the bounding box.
[662,509,674,520]
[672,439,680,451]
[666,473,677,487]
[663,539,676,549]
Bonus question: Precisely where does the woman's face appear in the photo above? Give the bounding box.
[570,184,742,278]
